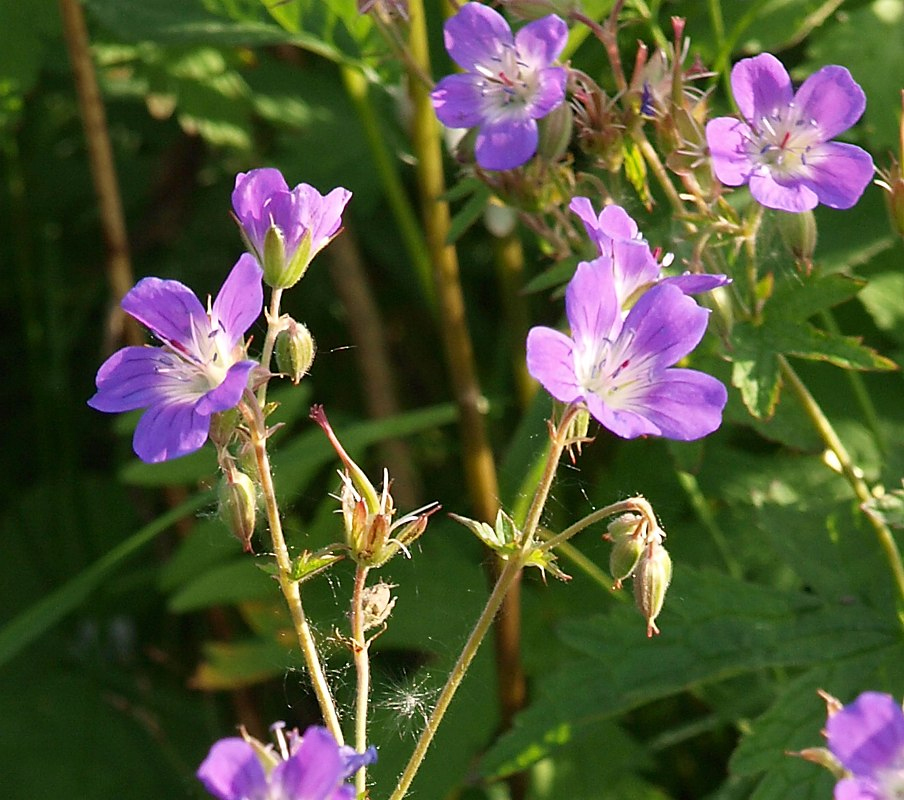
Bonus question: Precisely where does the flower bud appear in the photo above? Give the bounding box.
[537,101,573,163]
[633,539,672,637]
[609,515,647,589]
[219,471,257,552]
[262,226,314,289]
[777,209,818,270]
[275,320,316,384]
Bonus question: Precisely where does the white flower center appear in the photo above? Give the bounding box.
[877,765,904,799]
[474,43,538,119]
[574,329,644,406]
[747,102,823,178]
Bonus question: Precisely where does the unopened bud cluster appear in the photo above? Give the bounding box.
[604,512,672,637]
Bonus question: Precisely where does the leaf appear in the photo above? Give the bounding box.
[0,491,213,667]
[191,638,292,689]
[731,321,783,419]
[768,273,866,323]
[446,181,492,244]
[481,567,900,777]
[859,271,904,346]
[167,558,276,612]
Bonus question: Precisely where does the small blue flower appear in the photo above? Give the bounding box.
[430,3,568,170]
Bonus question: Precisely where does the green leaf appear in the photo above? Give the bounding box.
[192,638,292,689]
[859,271,904,346]
[731,321,783,419]
[0,491,212,666]
[768,273,866,323]
[775,320,896,371]
[167,557,276,612]
[446,181,492,244]
[481,567,899,777]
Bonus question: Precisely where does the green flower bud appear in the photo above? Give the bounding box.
[275,320,316,384]
[218,471,258,553]
[633,539,672,637]
[609,532,646,590]
[537,101,573,163]
[776,209,818,270]
[262,226,314,290]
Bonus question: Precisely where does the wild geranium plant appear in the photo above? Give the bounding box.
[76,2,904,799]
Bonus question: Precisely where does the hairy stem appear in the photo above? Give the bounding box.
[389,405,580,799]
[351,565,372,795]
[257,288,284,406]
[241,391,344,741]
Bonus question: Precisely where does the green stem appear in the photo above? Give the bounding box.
[536,496,656,555]
[675,469,742,579]
[241,392,344,741]
[351,565,372,795]
[818,310,886,454]
[388,405,578,798]
[257,287,283,406]
[339,65,435,310]
[778,356,904,607]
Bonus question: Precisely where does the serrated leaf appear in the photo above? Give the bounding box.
[481,567,899,777]
[731,321,782,419]
[775,320,897,371]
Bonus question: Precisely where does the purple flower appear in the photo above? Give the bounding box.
[826,692,904,800]
[88,255,263,463]
[705,53,874,212]
[197,725,377,800]
[430,3,568,170]
[569,197,729,308]
[526,258,726,440]
[232,168,352,288]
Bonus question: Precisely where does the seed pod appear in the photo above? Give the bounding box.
[219,471,257,552]
[633,540,672,637]
[609,531,646,590]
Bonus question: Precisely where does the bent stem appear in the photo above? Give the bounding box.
[388,404,582,800]
[778,356,904,608]
[351,565,372,795]
[240,390,344,742]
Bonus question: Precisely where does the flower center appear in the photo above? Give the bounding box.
[475,43,537,118]
[747,102,823,178]
[574,330,640,403]
[877,765,904,799]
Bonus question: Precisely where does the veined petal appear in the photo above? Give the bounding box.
[612,240,660,304]
[833,776,881,800]
[211,254,263,349]
[619,284,709,372]
[585,392,660,439]
[625,369,727,441]
[569,198,639,254]
[232,168,289,249]
[799,141,875,210]
[827,693,904,777]
[443,2,513,72]
[597,204,639,241]
[196,360,255,417]
[526,326,582,404]
[88,346,173,412]
[748,168,818,212]
[198,738,269,800]
[706,117,754,186]
[794,65,866,140]
[132,398,210,463]
[528,66,567,119]
[730,53,793,123]
[312,186,353,246]
[514,14,567,69]
[661,273,731,295]
[274,727,348,799]
[122,276,208,353]
[431,74,487,128]
[565,259,620,347]
[475,118,538,170]
[197,738,269,800]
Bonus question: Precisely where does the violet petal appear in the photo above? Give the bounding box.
[800,141,875,210]
[475,117,538,170]
[211,254,264,349]
[443,2,512,72]
[526,326,582,404]
[132,398,210,463]
[514,14,568,69]
[730,53,793,123]
[827,692,904,777]
[431,74,488,129]
[122,276,208,353]
[794,65,866,140]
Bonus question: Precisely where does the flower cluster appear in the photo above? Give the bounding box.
[706,53,874,212]
[197,723,376,800]
[527,200,727,441]
[431,3,568,170]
